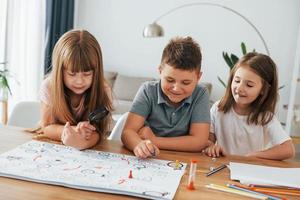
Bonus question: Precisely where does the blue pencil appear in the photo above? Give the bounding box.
[227,184,284,200]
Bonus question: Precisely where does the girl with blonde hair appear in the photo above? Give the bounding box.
[40,29,112,150]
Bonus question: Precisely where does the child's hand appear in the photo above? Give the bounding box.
[204,144,226,158]
[133,140,160,159]
[138,126,156,141]
[61,122,86,149]
[76,121,96,140]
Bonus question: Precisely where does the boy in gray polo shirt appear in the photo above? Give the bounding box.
[121,37,210,158]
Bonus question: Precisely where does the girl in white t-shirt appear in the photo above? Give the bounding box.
[204,52,295,160]
[40,29,112,150]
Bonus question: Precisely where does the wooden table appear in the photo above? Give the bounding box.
[1,125,300,200]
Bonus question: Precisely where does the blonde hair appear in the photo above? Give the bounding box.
[50,29,112,138]
[218,52,278,125]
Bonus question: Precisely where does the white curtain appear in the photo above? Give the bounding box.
[0,0,8,63]
[5,0,46,114]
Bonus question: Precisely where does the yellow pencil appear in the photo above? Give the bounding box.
[205,184,268,200]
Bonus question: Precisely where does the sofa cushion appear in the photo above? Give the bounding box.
[104,71,118,87]
[113,74,155,101]
[112,99,133,115]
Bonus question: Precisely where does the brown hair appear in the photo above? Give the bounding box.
[218,52,278,125]
[160,36,202,71]
[50,29,112,138]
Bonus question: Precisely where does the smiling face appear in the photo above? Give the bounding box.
[63,69,93,95]
[231,66,263,113]
[159,64,201,106]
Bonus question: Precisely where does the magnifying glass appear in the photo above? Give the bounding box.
[88,106,109,131]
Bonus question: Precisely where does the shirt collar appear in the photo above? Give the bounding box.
[157,80,192,105]
[157,81,167,104]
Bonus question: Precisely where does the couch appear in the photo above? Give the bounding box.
[104,71,212,118]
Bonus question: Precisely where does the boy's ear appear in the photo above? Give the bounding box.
[158,65,162,74]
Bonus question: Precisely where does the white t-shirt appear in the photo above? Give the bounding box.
[210,101,291,156]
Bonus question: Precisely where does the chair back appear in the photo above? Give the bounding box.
[7,101,41,128]
[108,112,129,141]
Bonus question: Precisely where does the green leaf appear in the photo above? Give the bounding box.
[3,77,12,94]
[222,52,233,68]
[0,69,12,95]
[0,76,11,95]
[230,54,239,69]
[217,76,227,88]
[241,42,247,55]
[278,85,285,90]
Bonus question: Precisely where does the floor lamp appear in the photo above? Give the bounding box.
[143,2,270,56]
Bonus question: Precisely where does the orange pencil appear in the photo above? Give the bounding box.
[250,186,300,193]
[250,184,300,190]
[251,188,300,197]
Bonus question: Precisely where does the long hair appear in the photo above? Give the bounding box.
[50,29,112,138]
[218,52,278,125]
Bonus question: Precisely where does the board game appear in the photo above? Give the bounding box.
[0,140,186,200]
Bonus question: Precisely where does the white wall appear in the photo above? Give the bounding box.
[74,0,300,127]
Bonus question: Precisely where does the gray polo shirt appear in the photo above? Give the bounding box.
[130,80,210,137]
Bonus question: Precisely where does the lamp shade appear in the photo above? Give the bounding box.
[143,22,164,37]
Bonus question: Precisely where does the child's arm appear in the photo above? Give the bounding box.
[61,122,100,150]
[246,140,295,160]
[40,103,100,150]
[139,122,209,152]
[121,112,159,158]
[203,132,226,157]
[40,102,64,140]
[207,132,216,145]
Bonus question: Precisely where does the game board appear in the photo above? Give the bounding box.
[0,140,186,200]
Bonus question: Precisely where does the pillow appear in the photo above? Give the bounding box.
[112,99,133,114]
[113,74,155,101]
[104,71,118,87]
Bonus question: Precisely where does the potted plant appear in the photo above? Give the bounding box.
[218,42,249,87]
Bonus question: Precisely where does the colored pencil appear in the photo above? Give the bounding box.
[227,184,285,200]
[234,184,288,200]
[206,164,227,176]
[251,188,300,197]
[205,184,268,199]
[250,184,298,190]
